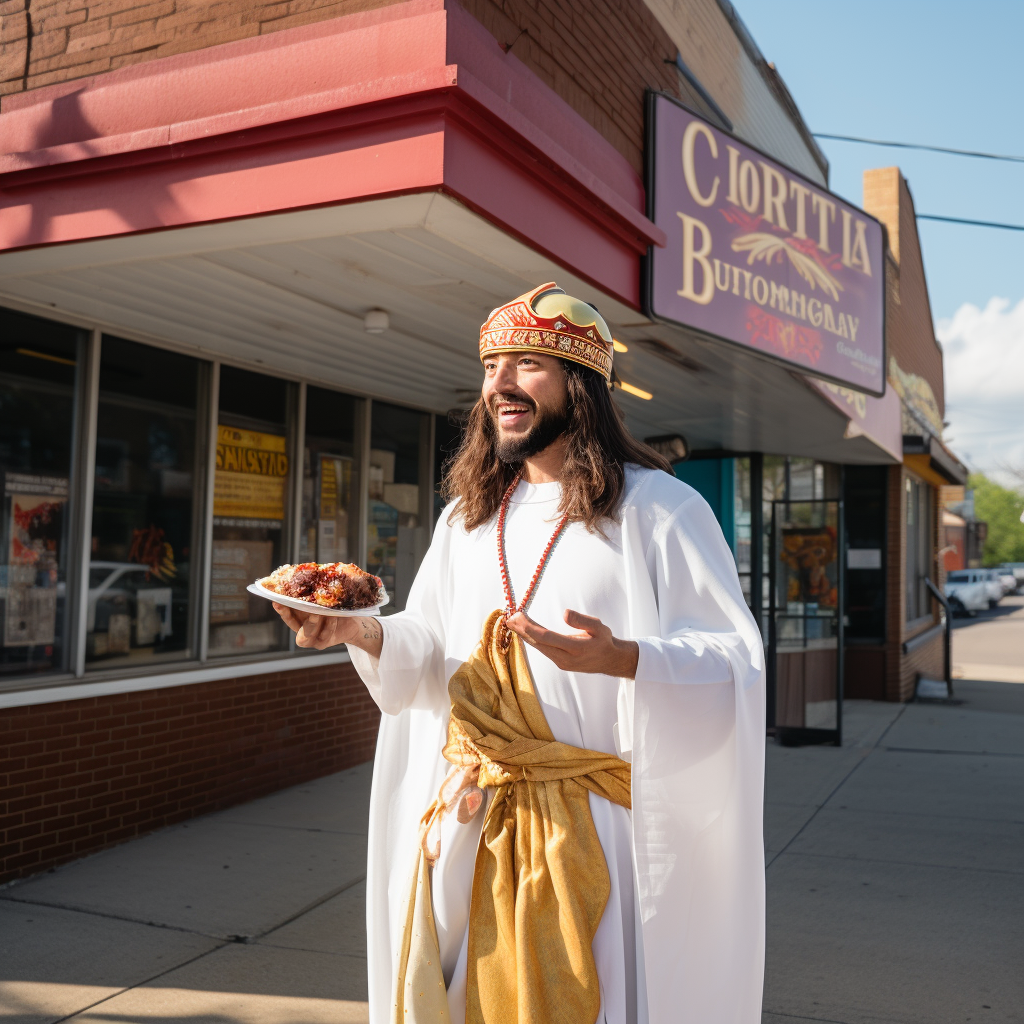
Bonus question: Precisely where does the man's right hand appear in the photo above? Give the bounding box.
[273,603,384,658]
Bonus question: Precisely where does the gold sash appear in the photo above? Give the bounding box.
[392,610,632,1024]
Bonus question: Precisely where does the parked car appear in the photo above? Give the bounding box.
[980,569,1006,606]
[998,564,1023,594]
[944,571,991,616]
[996,570,1018,595]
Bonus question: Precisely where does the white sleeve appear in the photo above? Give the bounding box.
[626,486,766,1024]
[348,519,452,716]
[633,493,762,687]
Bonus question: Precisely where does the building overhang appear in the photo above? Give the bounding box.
[0,0,662,310]
[903,434,969,486]
[0,1,906,466]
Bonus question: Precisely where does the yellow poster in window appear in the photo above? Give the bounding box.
[214,426,289,520]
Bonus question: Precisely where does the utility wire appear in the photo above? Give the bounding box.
[917,214,1024,233]
[813,132,1024,164]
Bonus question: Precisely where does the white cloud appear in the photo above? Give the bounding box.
[936,296,1024,488]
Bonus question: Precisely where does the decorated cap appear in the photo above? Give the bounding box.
[479,283,614,380]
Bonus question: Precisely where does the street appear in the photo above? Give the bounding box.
[2,597,1022,1024]
[952,593,1024,686]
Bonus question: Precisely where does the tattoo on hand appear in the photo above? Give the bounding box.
[360,618,381,641]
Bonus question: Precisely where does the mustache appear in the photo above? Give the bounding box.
[488,392,537,414]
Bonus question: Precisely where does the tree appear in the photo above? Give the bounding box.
[969,473,1024,566]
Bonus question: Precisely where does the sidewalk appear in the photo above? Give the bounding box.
[2,692,1022,1023]
[0,762,374,1024]
[763,690,1024,1023]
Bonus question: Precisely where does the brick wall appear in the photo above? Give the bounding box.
[881,462,943,701]
[459,0,679,173]
[0,0,408,98]
[863,167,945,415]
[0,0,683,174]
[0,661,380,884]
[643,0,827,185]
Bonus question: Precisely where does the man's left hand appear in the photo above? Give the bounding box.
[506,609,639,679]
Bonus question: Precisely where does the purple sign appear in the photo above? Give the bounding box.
[645,94,885,395]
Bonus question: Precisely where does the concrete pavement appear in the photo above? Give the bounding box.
[2,683,1022,1022]
[0,761,374,1024]
[763,692,1024,1024]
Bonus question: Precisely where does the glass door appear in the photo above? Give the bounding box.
[768,498,844,746]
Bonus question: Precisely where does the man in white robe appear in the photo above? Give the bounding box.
[274,283,766,1024]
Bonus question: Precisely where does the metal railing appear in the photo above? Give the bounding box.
[924,577,953,698]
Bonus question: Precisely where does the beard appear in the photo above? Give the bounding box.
[489,393,570,464]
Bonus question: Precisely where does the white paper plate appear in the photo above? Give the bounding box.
[246,582,389,617]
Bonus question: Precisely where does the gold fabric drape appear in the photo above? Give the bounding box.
[392,610,632,1024]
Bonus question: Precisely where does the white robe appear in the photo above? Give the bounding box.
[349,465,766,1024]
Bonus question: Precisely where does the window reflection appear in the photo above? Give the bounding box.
[301,388,361,566]
[0,310,83,678]
[734,458,752,609]
[367,403,429,612]
[87,337,199,666]
[209,366,292,657]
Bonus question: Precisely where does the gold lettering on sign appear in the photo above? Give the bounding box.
[789,180,811,239]
[812,194,836,252]
[759,163,789,230]
[681,121,720,207]
[738,160,760,214]
[851,218,872,276]
[726,146,741,205]
[677,212,714,304]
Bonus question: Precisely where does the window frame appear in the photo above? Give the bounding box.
[0,302,435,697]
[904,472,935,628]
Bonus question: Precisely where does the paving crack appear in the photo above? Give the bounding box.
[883,745,1024,758]
[47,943,228,1024]
[0,894,227,941]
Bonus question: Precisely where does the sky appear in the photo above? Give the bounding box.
[736,0,1024,485]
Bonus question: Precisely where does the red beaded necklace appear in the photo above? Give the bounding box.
[496,473,569,647]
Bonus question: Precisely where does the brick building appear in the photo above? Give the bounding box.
[0,0,960,881]
[840,168,967,701]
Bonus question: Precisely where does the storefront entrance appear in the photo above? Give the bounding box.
[768,498,845,745]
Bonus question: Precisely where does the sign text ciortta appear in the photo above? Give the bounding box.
[645,94,885,395]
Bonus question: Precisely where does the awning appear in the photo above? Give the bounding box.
[903,434,970,486]
[0,191,904,465]
[806,378,903,463]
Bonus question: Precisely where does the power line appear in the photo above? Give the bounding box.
[917,214,1024,233]
[813,133,1024,164]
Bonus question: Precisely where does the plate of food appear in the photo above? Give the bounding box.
[248,562,389,616]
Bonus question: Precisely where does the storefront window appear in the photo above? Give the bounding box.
[845,465,886,641]
[733,458,752,608]
[367,403,430,612]
[905,475,932,622]
[0,310,83,678]
[301,387,362,565]
[209,367,293,657]
[762,456,787,637]
[433,411,465,523]
[761,457,841,637]
[0,306,451,686]
[87,337,200,667]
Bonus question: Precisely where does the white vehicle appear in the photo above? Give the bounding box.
[944,571,990,616]
[998,564,1023,594]
[997,571,1017,595]
[980,569,1005,606]
[87,562,173,639]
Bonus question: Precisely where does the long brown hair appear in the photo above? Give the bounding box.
[443,360,673,531]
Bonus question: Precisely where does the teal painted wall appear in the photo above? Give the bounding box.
[675,458,736,554]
